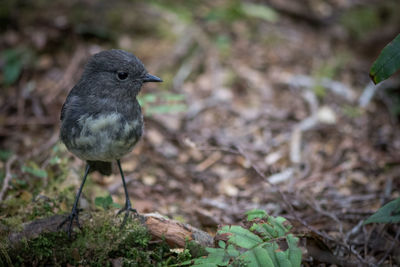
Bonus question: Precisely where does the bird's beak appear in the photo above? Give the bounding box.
[143,73,163,83]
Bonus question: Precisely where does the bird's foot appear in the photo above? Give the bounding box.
[117,203,139,228]
[58,208,82,238]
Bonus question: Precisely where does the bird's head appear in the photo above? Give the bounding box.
[81,49,162,98]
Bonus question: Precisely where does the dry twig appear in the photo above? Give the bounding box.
[0,154,17,201]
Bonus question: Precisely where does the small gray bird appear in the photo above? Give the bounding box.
[59,49,162,236]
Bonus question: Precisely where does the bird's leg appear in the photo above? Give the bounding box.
[116,159,138,227]
[58,163,90,238]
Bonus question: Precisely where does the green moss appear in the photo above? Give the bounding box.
[1,216,23,233]
[5,212,194,265]
[186,240,208,259]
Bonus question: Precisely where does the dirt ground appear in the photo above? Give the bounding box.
[1,0,400,265]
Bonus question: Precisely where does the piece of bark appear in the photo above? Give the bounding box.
[143,213,213,248]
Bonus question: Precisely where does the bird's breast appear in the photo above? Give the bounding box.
[66,112,143,161]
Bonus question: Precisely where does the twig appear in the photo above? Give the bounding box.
[306,198,344,238]
[344,220,364,242]
[287,74,356,102]
[23,130,60,160]
[359,79,400,108]
[0,155,17,201]
[173,49,202,90]
[376,227,400,266]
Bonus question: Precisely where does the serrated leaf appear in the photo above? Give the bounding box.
[287,234,302,266]
[192,263,219,267]
[275,250,292,267]
[263,242,280,266]
[226,244,240,257]
[370,33,400,84]
[218,240,226,248]
[251,223,275,239]
[220,225,263,249]
[246,209,267,221]
[364,197,400,224]
[241,247,275,267]
[198,247,229,266]
[268,216,290,236]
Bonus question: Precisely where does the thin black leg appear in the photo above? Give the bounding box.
[116,159,138,227]
[58,163,90,237]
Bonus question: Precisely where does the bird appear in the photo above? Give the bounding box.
[59,49,162,237]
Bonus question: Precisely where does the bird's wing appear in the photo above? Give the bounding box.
[60,101,66,121]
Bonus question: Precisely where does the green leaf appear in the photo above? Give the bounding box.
[1,49,23,85]
[251,217,289,240]
[263,242,281,266]
[275,250,292,267]
[111,202,122,208]
[21,165,48,178]
[145,104,187,115]
[241,247,275,267]
[94,195,116,210]
[219,225,263,249]
[268,216,290,236]
[162,93,185,101]
[251,223,275,239]
[218,240,226,248]
[246,209,267,221]
[3,60,22,85]
[1,48,34,85]
[226,244,239,257]
[138,93,157,104]
[0,150,13,161]
[171,259,196,267]
[241,3,278,22]
[370,33,400,84]
[192,263,218,267]
[364,197,400,224]
[49,156,61,165]
[195,247,229,266]
[287,234,302,267]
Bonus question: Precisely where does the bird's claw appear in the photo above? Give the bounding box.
[117,204,138,228]
[58,208,82,238]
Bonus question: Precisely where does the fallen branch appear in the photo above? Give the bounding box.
[5,212,213,249]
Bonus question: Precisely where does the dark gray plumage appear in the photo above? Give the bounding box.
[59,49,162,237]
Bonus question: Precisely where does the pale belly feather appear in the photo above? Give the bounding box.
[68,112,142,161]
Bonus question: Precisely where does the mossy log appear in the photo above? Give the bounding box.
[5,212,214,248]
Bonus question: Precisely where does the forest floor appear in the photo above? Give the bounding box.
[1,0,400,265]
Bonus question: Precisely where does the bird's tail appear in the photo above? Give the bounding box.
[87,161,112,176]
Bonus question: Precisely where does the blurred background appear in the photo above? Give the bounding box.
[1,0,400,263]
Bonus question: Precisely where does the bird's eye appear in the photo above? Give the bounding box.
[117,71,128,81]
